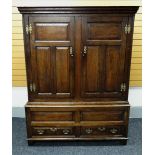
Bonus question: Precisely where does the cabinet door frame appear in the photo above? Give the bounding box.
[80,15,129,100]
[27,15,75,101]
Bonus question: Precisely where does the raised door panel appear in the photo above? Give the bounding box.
[83,46,100,92]
[29,16,75,100]
[30,16,73,44]
[81,16,128,99]
[55,47,73,94]
[105,45,125,92]
[88,22,121,40]
[35,47,52,93]
[35,23,69,41]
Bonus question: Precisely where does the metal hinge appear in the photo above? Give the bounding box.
[124,24,131,34]
[30,83,33,92]
[26,24,32,34]
[29,83,36,92]
[120,83,126,92]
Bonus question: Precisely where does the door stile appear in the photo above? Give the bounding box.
[74,16,82,100]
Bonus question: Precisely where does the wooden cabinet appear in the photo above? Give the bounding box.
[18,6,139,145]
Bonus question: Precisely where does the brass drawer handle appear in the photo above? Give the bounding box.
[37,129,44,135]
[50,127,58,132]
[63,129,70,135]
[85,128,93,134]
[98,127,106,131]
[110,128,118,134]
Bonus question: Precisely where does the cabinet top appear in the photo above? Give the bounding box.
[18,6,139,14]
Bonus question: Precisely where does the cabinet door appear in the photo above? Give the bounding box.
[29,16,75,99]
[81,16,128,99]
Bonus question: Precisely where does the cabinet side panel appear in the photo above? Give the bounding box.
[22,14,32,100]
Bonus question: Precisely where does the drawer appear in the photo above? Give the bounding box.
[32,126,75,136]
[31,111,74,121]
[81,126,125,137]
[81,107,128,122]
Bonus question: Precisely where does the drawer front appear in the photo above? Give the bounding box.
[81,107,127,122]
[32,126,75,136]
[81,126,125,137]
[31,111,74,121]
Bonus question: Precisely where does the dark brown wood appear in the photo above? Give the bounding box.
[18,6,138,145]
[18,6,139,14]
[28,16,75,100]
[81,16,128,99]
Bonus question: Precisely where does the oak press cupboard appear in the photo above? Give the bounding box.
[18,6,139,145]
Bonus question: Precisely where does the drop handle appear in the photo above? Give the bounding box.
[85,128,93,134]
[37,129,44,135]
[70,47,74,57]
[98,127,106,131]
[50,127,58,132]
[63,129,70,135]
[110,128,118,134]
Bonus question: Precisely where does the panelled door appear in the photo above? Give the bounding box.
[28,16,75,99]
[81,16,128,99]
